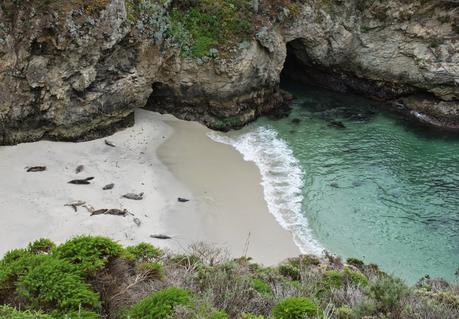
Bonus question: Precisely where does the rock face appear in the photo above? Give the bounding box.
[0,0,457,144]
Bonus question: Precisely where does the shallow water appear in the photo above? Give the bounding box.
[211,84,459,284]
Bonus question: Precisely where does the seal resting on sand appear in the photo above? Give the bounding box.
[26,166,46,172]
[122,192,144,200]
[102,183,115,190]
[91,208,128,217]
[68,177,94,184]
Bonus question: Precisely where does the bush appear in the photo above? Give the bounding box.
[0,305,53,319]
[272,296,321,319]
[55,236,123,274]
[135,261,164,280]
[126,242,161,262]
[206,310,229,319]
[0,252,47,289]
[278,264,301,281]
[16,256,100,312]
[321,268,368,290]
[168,0,253,57]
[27,238,55,254]
[241,314,265,319]
[252,278,272,296]
[61,309,101,319]
[346,258,365,270]
[126,287,191,319]
[369,276,408,314]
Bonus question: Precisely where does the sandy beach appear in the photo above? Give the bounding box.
[0,109,299,265]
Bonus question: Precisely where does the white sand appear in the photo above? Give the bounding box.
[0,109,300,265]
[158,117,300,265]
[0,110,193,255]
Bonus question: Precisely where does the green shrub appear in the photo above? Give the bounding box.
[27,238,55,254]
[126,242,161,262]
[321,268,368,290]
[208,310,229,319]
[168,0,253,57]
[278,264,301,281]
[346,258,365,270]
[369,276,408,314]
[335,305,353,319]
[241,314,265,319]
[272,296,321,319]
[0,305,53,319]
[126,287,191,319]
[61,309,100,319]
[0,252,47,289]
[252,278,272,295]
[16,255,100,312]
[55,236,123,274]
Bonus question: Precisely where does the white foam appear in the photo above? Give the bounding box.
[208,126,324,255]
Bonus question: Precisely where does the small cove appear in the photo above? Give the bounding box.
[210,83,459,284]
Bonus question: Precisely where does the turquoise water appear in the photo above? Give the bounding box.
[211,84,459,284]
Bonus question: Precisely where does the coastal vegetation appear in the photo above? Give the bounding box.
[0,236,458,318]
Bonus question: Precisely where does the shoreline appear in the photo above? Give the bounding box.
[157,115,301,265]
[0,109,300,265]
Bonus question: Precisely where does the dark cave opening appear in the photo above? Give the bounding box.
[143,82,176,113]
[280,38,353,95]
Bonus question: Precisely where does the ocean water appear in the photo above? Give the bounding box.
[209,83,459,284]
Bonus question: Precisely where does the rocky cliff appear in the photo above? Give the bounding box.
[0,0,457,144]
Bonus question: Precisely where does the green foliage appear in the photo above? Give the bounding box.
[168,0,253,57]
[27,238,55,254]
[272,296,321,319]
[61,309,100,319]
[55,236,123,274]
[135,261,164,280]
[278,264,301,281]
[241,314,265,319]
[16,255,100,312]
[369,276,408,314]
[0,252,47,290]
[251,278,272,296]
[335,305,353,319]
[346,258,364,270]
[0,305,53,319]
[126,287,191,319]
[321,268,368,290]
[208,310,229,319]
[126,242,161,262]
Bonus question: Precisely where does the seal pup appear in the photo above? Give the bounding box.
[91,208,128,217]
[102,183,115,190]
[150,234,172,240]
[75,165,84,174]
[104,140,116,147]
[122,192,144,200]
[26,166,46,172]
[68,177,94,184]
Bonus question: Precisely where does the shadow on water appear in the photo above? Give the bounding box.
[280,79,459,141]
